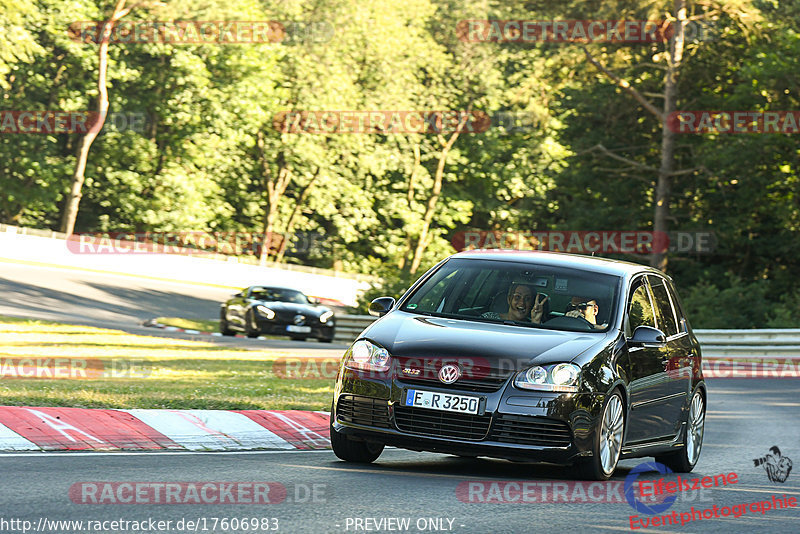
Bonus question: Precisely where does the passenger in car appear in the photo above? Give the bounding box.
[566,296,606,329]
[482,282,548,323]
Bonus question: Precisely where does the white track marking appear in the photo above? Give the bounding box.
[268,412,330,448]
[123,409,294,451]
[0,422,39,451]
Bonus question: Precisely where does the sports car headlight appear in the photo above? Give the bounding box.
[319,311,334,323]
[255,305,275,319]
[345,339,391,372]
[515,363,580,392]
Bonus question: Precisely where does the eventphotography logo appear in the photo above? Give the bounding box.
[753,446,793,483]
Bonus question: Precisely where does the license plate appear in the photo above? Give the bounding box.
[286,325,312,333]
[404,389,480,414]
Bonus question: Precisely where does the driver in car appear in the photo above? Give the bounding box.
[482,282,548,323]
[566,296,607,329]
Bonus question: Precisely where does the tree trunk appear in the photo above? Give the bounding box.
[60,0,132,236]
[257,133,293,265]
[274,169,320,263]
[398,143,421,270]
[652,0,686,271]
[408,128,463,274]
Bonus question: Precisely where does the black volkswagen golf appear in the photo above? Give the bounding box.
[330,251,706,480]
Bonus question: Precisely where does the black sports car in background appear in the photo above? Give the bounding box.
[220,286,335,342]
[330,250,705,480]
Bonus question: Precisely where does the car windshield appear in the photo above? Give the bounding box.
[400,258,621,332]
[250,287,309,304]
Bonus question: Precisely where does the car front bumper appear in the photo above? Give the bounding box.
[253,317,335,339]
[332,367,606,464]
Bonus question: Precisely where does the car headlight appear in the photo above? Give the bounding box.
[345,339,391,372]
[515,363,580,392]
[319,311,334,323]
[255,305,275,319]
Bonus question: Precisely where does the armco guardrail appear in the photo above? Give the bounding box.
[694,329,800,359]
[333,318,800,361]
[333,315,377,344]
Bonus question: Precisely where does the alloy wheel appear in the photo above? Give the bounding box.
[600,394,624,476]
[686,393,705,465]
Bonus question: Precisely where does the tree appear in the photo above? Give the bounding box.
[60,0,147,235]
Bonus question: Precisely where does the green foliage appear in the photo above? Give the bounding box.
[681,276,800,329]
[1,0,798,328]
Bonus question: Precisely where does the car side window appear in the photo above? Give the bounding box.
[413,269,459,312]
[665,279,689,333]
[459,269,494,309]
[648,276,679,337]
[627,280,656,335]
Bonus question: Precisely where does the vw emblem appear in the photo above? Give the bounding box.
[438,364,461,384]
[293,314,306,325]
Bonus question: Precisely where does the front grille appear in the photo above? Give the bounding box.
[337,395,390,428]
[490,414,572,447]
[395,357,512,393]
[394,406,491,440]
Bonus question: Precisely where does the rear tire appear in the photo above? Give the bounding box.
[318,337,333,343]
[656,390,705,472]
[574,389,625,480]
[289,336,308,341]
[330,404,384,463]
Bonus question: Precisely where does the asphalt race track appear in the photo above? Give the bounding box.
[1,259,798,532]
[0,260,349,353]
[0,380,797,533]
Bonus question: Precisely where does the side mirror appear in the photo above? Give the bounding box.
[369,297,396,317]
[629,325,667,348]
[308,296,320,305]
[232,292,243,298]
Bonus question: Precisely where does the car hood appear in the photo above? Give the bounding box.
[363,311,610,366]
[253,301,328,316]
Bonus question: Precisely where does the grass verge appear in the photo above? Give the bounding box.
[0,316,335,410]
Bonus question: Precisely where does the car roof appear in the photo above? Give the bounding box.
[451,249,664,278]
[249,286,305,293]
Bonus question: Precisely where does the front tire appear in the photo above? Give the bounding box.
[244,310,261,338]
[575,390,625,480]
[219,309,236,336]
[330,405,384,463]
[656,390,705,472]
